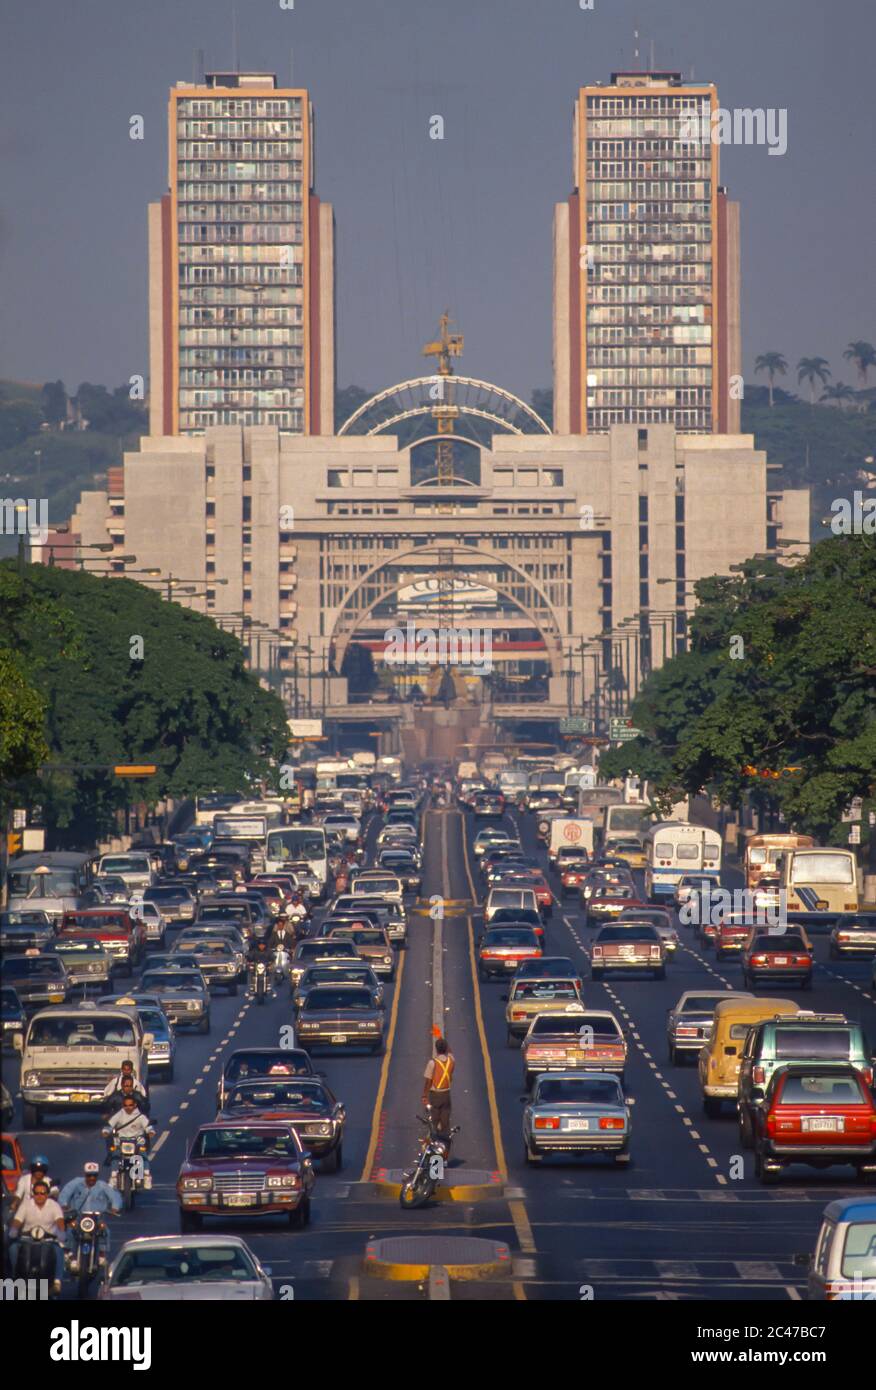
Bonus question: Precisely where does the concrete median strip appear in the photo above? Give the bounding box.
[363,1235,512,1282]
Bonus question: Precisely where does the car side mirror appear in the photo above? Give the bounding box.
[13,1033,24,1053]
[750,1087,765,1103]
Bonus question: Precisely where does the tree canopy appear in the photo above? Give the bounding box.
[599,535,876,841]
[0,561,289,844]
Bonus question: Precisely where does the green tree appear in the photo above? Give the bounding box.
[797,356,831,405]
[0,650,49,793]
[820,382,856,406]
[843,340,876,389]
[0,399,44,450]
[754,352,787,408]
[41,380,67,427]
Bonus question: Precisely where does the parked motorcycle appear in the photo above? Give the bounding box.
[398,1115,460,1209]
[103,1131,149,1211]
[66,1211,107,1300]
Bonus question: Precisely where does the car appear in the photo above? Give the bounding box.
[89,876,131,906]
[126,898,166,947]
[487,907,545,942]
[293,963,384,1014]
[521,1010,627,1087]
[99,1233,274,1299]
[697,996,800,1118]
[3,952,70,1010]
[216,1047,315,1110]
[60,908,146,975]
[522,1071,633,1165]
[2,1132,27,1194]
[177,1121,315,1230]
[174,925,246,976]
[752,1064,876,1184]
[829,912,876,960]
[674,875,720,912]
[0,911,56,952]
[583,885,645,925]
[666,990,751,1066]
[289,939,362,987]
[803,1198,876,1300]
[609,840,646,869]
[512,956,582,987]
[617,909,679,955]
[590,924,666,980]
[170,937,240,994]
[295,985,384,1053]
[350,872,404,903]
[742,929,814,990]
[138,967,211,1032]
[143,884,197,925]
[477,927,543,980]
[485,887,540,924]
[556,851,591,896]
[1,985,28,1052]
[495,870,553,918]
[96,852,155,893]
[504,976,586,1045]
[374,850,422,893]
[325,925,395,980]
[218,1077,346,1172]
[342,895,407,947]
[713,911,754,959]
[42,937,114,990]
[473,828,516,858]
[472,791,505,819]
[737,1012,872,1148]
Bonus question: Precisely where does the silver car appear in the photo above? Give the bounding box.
[666,989,751,1065]
[99,1235,273,1300]
[523,1070,633,1164]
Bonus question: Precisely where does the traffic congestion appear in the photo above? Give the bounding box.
[2,749,875,1303]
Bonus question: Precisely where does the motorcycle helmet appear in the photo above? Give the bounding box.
[30,1155,50,1171]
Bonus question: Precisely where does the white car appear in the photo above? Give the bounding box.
[99,1235,274,1300]
[474,829,518,858]
[485,887,540,923]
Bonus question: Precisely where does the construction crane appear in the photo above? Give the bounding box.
[422,311,463,486]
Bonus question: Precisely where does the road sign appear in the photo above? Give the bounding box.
[610,717,642,742]
[842,797,863,822]
[113,765,157,777]
[559,716,593,735]
[12,808,27,829]
[848,825,861,845]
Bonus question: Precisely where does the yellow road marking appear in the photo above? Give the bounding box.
[359,947,406,1181]
[348,1276,359,1300]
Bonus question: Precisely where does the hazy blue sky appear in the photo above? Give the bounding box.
[2,0,874,404]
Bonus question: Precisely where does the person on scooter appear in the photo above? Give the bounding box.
[11,1154,57,1211]
[7,1178,66,1293]
[102,1059,149,1110]
[59,1161,122,1266]
[421,1036,455,1142]
[247,934,271,992]
[105,1094,156,1188]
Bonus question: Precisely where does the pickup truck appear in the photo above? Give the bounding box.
[60,908,146,976]
[17,1004,151,1128]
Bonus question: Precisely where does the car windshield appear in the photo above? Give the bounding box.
[141,972,202,991]
[333,930,383,945]
[536,1078,622,1104]
[8,870,79,898]
[145,888,189,902]
[1,911,52,927]
[225,1083,330,1110]
[749,935,808,952]
[775,1029,853,1059]
[680,995,727,1013]
[597,926,658,942]
[225,1055,311,1082]
[304,967,373,987]
[513,982,579,1000]
[191,1128,300,1159]
[112,1245,259,1286]
[778,1074,866,1104]
[485,930,537,946]
[47,941,105,956]
[4,957,65,979]
[28,1016,137,1046]
[101,858,149,873]
[303,988,373,1010]
[491,909,541,926]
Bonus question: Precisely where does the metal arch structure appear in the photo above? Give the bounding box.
[336,375,552,441]
[330,543,564,674]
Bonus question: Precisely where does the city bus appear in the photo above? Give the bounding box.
[194,793,242,828]
[644,822,723,900]
[744,832,816,889]
[779,847,860,929]
[604,803,655,848]
[264,825,329,893]
[5,851,94,924]
[576,785,625,843]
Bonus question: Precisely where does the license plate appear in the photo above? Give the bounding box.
[815,899,829,910]
[70,1092,90,1103]
[331,1034,347,1043]
[566,1118,591,1131]
[505,959,518,968]
[805,1116,841,1132]
[773,956,788,965]
[224,1194,256,1207]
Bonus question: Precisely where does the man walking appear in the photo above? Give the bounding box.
[421,1036,455,1140]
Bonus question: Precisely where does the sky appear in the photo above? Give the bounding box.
[1,0,874,404]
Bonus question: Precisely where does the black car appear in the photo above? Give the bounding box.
[217,1047,316,1109]
[0,912,56,952]
[2,954,70,1009]
[217,1077,346,1171]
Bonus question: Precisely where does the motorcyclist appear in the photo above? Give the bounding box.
[101,1058,149,1110]
[59,1161,122,1266]
[104,1094,156,1188]
[12,1155,58,1212]
[7,1178,66,1293]
[269,915,297,953]
[247,934,272,992]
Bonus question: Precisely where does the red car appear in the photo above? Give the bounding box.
[742,930,814,990]
[753,1064,876,1184]
[477,927,543,980]
[714,913,752,959]
[60,908,146,976]
[583,887,649,926]
[2,1133,27,1195]
[177,1121,316,1230]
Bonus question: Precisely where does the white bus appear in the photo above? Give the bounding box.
[194,792,242,828]
[604,803,654,847]
[644,821,722,900]
[264,825,329,892]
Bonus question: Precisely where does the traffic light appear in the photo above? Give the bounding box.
[113,765,158,777]
[6,832,22,856]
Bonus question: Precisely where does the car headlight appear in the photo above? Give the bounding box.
[267,1174,298,1188]
[308,1122,332,1136]
[25,1071,40,1087]
[383,955,393,964]
[187,1001,200,1011]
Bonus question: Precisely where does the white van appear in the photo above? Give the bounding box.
[485,887,540,923]
[97,852,155,893]
[548,818,595,864]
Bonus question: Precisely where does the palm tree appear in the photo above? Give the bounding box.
[843,340,876,389]
[797,356,831,405]
[754,352,788,407]
[820,382,856,407]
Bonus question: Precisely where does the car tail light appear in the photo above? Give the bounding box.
[753,1066,765,1085]
[795,955,811,966]
[511,1010,527,1020]
[843,903,857,910]
[766,1111,777,1136]
[861,1068,873,1088]
[750,954,768,966]
[534,1117,560,1130]
[574,979,582,990]
[599,1117,624,1130]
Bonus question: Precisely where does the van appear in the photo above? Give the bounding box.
[548,818,595,864]
[738,1013,874,1145]
[18,1005,151,1128]
[698,996,800,1118]
[97,852,155,893]
[485,887,540,924]
[804,1198,876,1300]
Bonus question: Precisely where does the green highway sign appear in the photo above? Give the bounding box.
[610,717,642,742]
[559,716,593,734]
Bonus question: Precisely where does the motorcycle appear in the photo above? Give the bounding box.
[10,1227,62,1293]
[253,959,269,1004]
[66,1211,107,1300]
[398,1115,460,1209]
[273,945,290,984]
[103,1131,150,1211]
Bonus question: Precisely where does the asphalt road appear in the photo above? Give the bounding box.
[4,804,874,1301]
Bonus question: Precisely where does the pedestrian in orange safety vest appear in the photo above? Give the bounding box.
[421,1036,455,1140]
